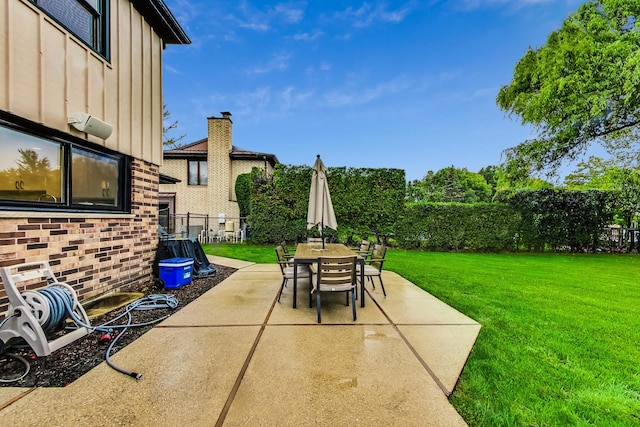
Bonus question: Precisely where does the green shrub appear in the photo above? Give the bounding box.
[507,189,616,251]
[247,164,405,245]
[235,173,252,218]
[395,203,520,252]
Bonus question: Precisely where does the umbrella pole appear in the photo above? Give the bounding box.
[321,181,326,249]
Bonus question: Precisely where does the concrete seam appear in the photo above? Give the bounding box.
[365,288,452,397]
[0,387,37,411]
[214,285,278,426]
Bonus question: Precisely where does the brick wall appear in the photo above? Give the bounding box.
[207,115,240,219]
[159,114,269,220]
[0,158,159,317]
[160,158,209,214]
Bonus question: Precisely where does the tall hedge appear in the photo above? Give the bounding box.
[246,165,616,252]
[507,189,616,252]
[395,203,520,252]
[247,164,405,245]
[235,173,252,218]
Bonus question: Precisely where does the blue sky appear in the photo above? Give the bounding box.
[162,0,583,181]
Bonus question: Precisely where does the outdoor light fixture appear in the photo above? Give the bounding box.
[68,113,113,139]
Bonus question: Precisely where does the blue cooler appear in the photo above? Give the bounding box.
[159,257,194,289]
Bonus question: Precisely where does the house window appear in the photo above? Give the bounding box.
[188,160,207,185]
[30,0,110,59]
[0,114,129,212]
[71,146,120,207]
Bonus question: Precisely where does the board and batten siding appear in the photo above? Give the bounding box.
[0,0,164,166]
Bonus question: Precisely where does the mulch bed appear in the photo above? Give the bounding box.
[0,265,236,388]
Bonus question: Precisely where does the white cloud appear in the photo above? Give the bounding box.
[280,86,314,110]
[248,53,292,74]
[456,0,556,11]
[291,30,323,41]
[275,3,305,23]
[321,76,413,107]
[164,0,201,29]
[164,64,182,75]
[335,2,413,28]
[238,86,273,108]
[227,1,306,32]
[225,86,314,118]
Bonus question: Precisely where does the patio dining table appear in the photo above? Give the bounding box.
[292,243,366,309]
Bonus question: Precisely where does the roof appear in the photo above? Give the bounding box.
[163,138,208,159]
[163,140,279,166]
[159,173,181,184]
[231,146,279,166]
[130,0,191,45]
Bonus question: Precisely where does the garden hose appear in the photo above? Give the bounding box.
[64,294,178,379]
[0,292,178,382]
[99,294,178,380]
[0,314,31,384]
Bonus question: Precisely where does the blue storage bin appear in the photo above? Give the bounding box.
[159,257,194,289]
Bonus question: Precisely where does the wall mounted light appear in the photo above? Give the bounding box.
[68,113,113,139]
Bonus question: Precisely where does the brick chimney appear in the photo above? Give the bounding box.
[206,112,238,218]
[207,112,233,152]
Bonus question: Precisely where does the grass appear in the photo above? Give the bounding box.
[203,243,640,426]
[202,242,276,263]
[386,250,640,427]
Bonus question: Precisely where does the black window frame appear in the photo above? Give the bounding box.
[0,110,130,213]
[30,0,111,61]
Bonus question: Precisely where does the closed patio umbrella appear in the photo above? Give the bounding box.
[307,155,337,249]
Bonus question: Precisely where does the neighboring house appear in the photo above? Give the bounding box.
[0,0,189,315]
[159,112,278,238]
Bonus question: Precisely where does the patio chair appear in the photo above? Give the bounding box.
[313,255,357,323]
[280,241,295,260]
[275,245,310,302]
[358,244,387,297]
[353,239,372,259]
[307,237,324,244]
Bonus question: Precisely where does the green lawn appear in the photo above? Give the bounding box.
[203,243,640,426]
[203,242,277,264]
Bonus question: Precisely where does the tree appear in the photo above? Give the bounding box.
[163,104,186,149]
[497,0,640,173]
[478,165,498,197]
[612,168,640,228]
[563,158,640,227]
[442,167,467,202]
[408,166,492,203]
[16,148,51,176]
[563,156,616,189]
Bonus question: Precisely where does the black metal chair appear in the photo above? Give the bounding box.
[280,241,295,260]
[275,245,309,302]
[358,244,387,297]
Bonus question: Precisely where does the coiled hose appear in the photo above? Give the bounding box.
[0,289,179,382]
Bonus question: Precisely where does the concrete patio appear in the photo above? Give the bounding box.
[0,256,481,426]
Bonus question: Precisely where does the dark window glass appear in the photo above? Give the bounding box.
[0,118,129,213]
[31,0,109,59]
[38,0,93,46]
[188,160,207,185]
[0,127,64,204]
[71,146,119,207]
